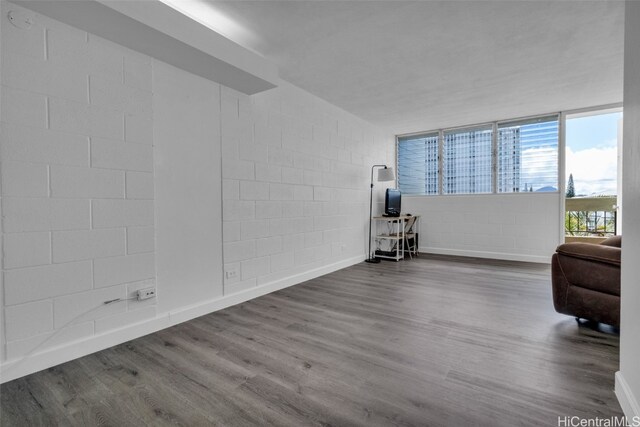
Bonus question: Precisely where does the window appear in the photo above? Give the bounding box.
[498,116,559,193]
[396,114,559,196]
[443,126,493,194]
[397,133,439,195]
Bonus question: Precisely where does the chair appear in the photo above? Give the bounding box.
[403,216,418,259]
[551,235,621,327]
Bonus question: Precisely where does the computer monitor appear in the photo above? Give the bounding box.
[385,188,401,217]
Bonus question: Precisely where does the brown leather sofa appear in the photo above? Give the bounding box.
[551,235,621,327]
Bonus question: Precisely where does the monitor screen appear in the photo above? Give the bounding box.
[385,188,401,216]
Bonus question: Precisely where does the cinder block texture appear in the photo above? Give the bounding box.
[93,253,156,288]
[50,165,125,198]
[52,229,126,263]
[5,301,54,341]
[4,261,93,305]
[0,3,157,358]
[220,83,392,295]
[3,232,51,269]
[1,161,49,197]
[127,226,155,254]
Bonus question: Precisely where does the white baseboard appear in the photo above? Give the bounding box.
[418,246,551,264]
[615,371,640,419]
[0,255,364,384]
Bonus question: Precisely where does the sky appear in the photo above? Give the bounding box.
[565,112,622,196]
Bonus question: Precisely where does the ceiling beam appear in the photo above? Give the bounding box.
[12,0,279,94]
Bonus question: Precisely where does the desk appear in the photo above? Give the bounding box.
[372,215,420,261]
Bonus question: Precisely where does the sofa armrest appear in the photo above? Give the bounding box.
[554,243,621,297]
[600,235,621,248]
[556,242,621,266]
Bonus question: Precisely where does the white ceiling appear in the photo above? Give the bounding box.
[208,1,624,135]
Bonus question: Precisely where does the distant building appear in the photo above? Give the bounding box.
[443,128,493,194]
[498,127,521,192]
[397,118,558,194]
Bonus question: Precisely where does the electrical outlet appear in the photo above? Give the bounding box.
[137,287,156,301]
[225,268,238,280]
[8,10,34,29]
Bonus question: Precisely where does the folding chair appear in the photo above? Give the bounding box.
[403,216,418,259]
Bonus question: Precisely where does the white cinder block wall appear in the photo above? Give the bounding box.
[404,193,561,263]
[1,4,157,364]
[0,3,393,378]
[220,83,392,294]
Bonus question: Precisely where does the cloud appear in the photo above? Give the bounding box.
[520,146,558,189]
[600,138,618,148]
[566,146,618,195]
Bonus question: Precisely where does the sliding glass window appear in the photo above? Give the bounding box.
[497,115,559,193]
[442,126,493,194]
[397,133,439,195]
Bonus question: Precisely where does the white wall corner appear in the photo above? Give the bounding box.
[0,0,6,365]
[620,0,640,420]
[615,371,640,419]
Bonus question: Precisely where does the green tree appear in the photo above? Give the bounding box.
[566,173,575,198]
[565,210,588,236]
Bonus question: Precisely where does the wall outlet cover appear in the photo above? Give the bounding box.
[136,287,156,301]
[8,10,33,29]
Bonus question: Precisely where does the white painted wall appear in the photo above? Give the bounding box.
[153,60,223,313]
[616,0,640,418]
[404,193,560,263]
[0,0,5,364]
[1,2,157,364]
[219,83,392,294]
[0,2,393,382]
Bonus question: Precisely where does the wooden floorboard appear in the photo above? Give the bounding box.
[0,255,623,426]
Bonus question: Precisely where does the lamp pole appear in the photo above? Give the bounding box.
[366,165,388,263]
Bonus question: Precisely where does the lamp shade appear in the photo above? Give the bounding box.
[377,167,395,182]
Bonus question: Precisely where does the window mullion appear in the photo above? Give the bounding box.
[397,114,559,197]
[492,122,498,194]
[438,130,443,195]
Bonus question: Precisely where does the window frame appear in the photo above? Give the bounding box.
[395,113,561,197]
[397,131,440,195]
[496,114,560,194]
[441,123,495,195]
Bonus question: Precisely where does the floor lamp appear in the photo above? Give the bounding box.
[366,165,395,263]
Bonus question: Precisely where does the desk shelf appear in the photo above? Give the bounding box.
[375,234,403,240]
[371,215,419,261]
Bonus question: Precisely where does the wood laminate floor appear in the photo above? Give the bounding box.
[0,255,622,426]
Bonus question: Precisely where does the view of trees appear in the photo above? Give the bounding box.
[565,174,616,236]
[566,173,575,198]
[565,210,616,236]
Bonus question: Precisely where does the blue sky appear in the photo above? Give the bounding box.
[566,112,622,150]
[565,112,622,195]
